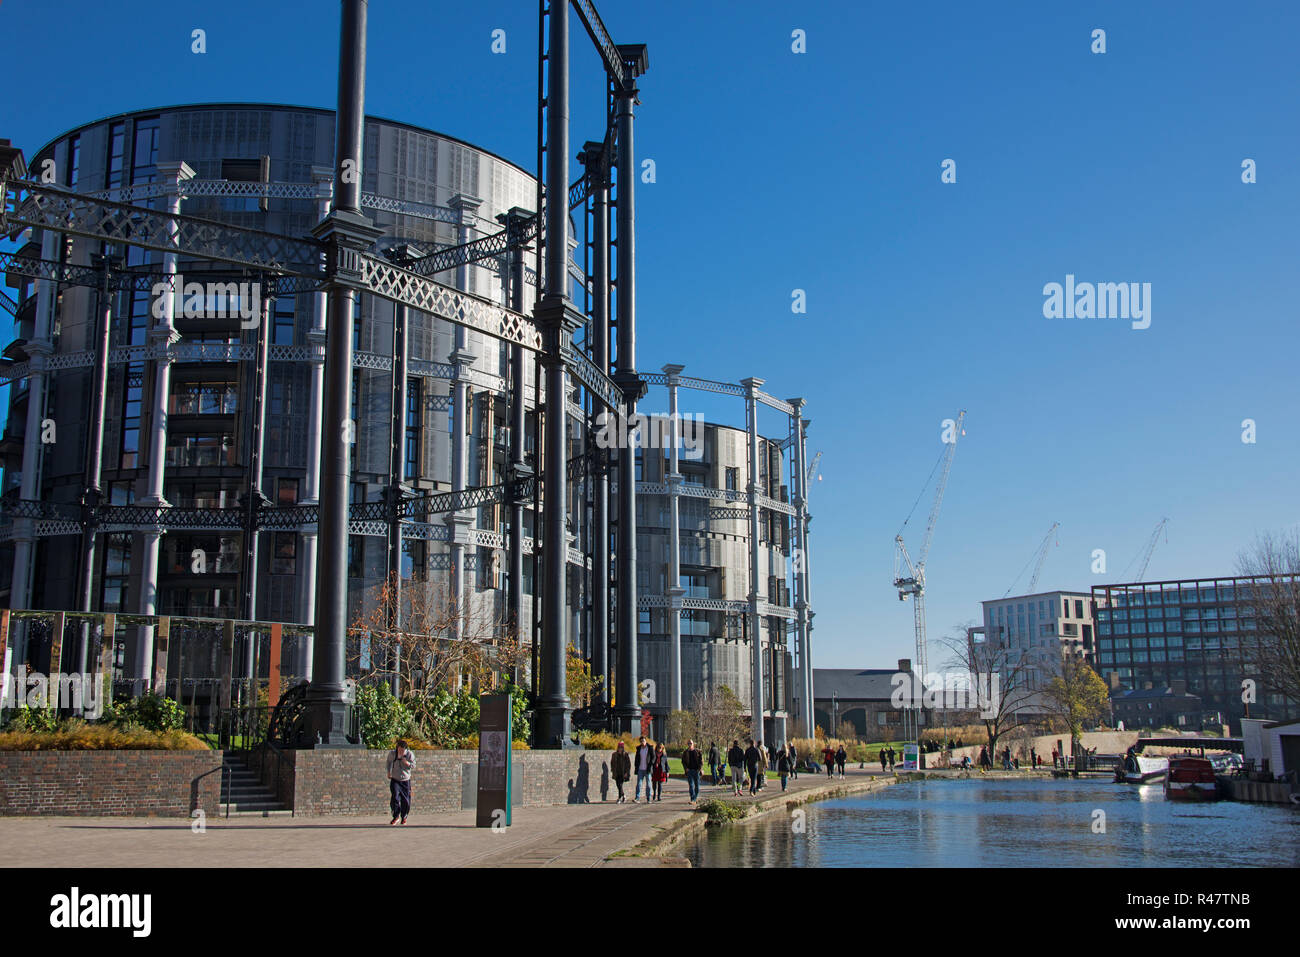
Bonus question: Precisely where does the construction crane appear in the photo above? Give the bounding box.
[806,450,822,486]
[1129,517,1169,582]
[894,410,966,683]
[1003,522,1060,598]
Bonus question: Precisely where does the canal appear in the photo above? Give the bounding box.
[685,777,1300,867]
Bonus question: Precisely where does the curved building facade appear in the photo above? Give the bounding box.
[0,103,814,739]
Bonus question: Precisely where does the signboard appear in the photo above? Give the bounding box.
[476,694,512,828]
[902,743,920,771]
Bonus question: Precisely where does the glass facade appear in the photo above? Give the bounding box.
[1092,576,1286,732]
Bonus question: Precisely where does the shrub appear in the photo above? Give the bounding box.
[105,693,187,733]
[355,683,415,749]
[579,730,652,751]
[3,706,60,734]
[697,798,749,825]
[0,720,206,751]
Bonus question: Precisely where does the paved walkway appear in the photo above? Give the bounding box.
[0,764,891,868]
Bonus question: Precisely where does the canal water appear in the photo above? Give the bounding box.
[685,778,1300,867]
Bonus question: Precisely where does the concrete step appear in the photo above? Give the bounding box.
[218,805,293,817]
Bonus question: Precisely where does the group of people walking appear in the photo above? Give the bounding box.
[609,738,674,803]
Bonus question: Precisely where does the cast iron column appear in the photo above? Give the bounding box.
[384,245,412,692]
[297,167,334,680]
[799,416,816,736]
[611,47,648,733]
[534,0,579,748]
[447,195,481,645]
[664,364,684,712]
[742,377,765,743]
[499,208,533,682]
[580,142,610,707]
[306,0,381,745]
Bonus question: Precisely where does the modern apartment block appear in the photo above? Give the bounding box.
[974,591,1097,691]
[1092,576,1289,733]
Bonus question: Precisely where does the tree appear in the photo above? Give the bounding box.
[1041,651,1110,769]
[691,685,748,752]
[1236,532,1300,713]
[936,620,1040,768]
[348,573,525,727]
[566,647,601,709]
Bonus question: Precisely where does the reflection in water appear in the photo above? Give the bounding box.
[686,779,1300,868]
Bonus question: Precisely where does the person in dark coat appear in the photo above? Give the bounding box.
[610,741,632,803]
[777,748,791,791]
[682,739,704,803]
[386,739,415,825]
[652,743,669,801]
[634,736,655,802]
[708,742,720,786]
[835,745,847,779]
[727,740,746,795]
[787,742,799,780]
[745,740,762,795]
[879,748,888,772]
[979,745,991,770]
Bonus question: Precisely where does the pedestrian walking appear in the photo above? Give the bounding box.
[386,739,416,825]
[683,739,704,804]
[777,748,790,791]
[788,742,799,780]
[822,743,835,778]
[879,748,888,772]
[745,739,762,795]
[887,746,896,771]
[634,735,655,803]
[708,741,720,786]
[611,740,631,803]
[979,746,990,770]
[756,740,769,789]
[728,739,746,796]
[835,745,847,779]
[1002,746,1012,771]
[1051,748,1058,768]
[1030,747,1037,769]
[651,743,669,801]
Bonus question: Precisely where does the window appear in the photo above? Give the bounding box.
[106,123,125,188]
[347,536,364,579]
[638,609,651,635]
[272,296,296,346]
[66,136,81,188]
[725,468,738,491]
[131,117,160,185]
[166,433,236,468]
[1075,599,1084,618]
[405,378,421,481]
[401,539,425,581]
[101,534,131,611]
[170,381,238,415]
[276,478,299,505]
[272,533,296,575]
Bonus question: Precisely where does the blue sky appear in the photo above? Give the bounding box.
[2,1,1297,671]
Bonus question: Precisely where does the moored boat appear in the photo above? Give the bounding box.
[1115,749,1168,784]
[1164,755,1219,801]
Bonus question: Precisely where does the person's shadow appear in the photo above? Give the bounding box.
[599,761,609,802]
[571,754,591,803]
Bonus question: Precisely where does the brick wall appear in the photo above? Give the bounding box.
[264,747,616,817]
[0,751,223,817]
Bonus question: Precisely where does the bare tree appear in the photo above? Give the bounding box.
[1236,532,1300,712]
[691,685,748,754]
[936,620,1039,767]
[348,573,526,716]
